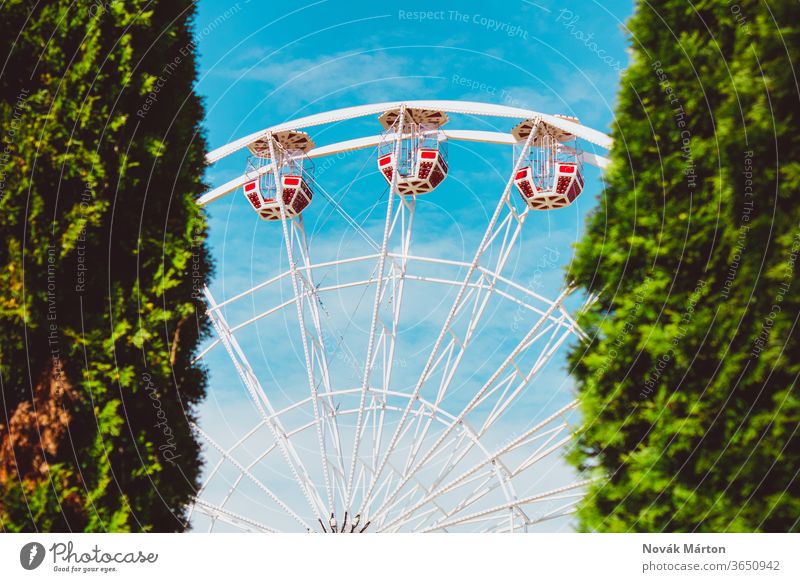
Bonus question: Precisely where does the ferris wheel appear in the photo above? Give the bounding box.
[188,100,611,533]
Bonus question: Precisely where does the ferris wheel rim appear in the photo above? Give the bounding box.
[205,99,613,165]
[198,128,610,207]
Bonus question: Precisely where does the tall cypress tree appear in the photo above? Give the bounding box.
[569,0,800,531]
[0,1,212,531]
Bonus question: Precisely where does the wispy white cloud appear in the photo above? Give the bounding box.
[217,48,450,115]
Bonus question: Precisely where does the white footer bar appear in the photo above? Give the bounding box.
[1,533,797,581]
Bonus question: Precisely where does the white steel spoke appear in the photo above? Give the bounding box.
[346,106,409,510]
[202,286,327,521]
[375,400,579,531]
[193,420,266,508]
[368,283,573,520]
[268,136,336,516]
[191,423,312,531]
[419,480,593,532]
[190,498,281,533]
[359,128,537,517]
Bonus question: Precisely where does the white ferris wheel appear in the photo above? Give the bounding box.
[188,100,612,533]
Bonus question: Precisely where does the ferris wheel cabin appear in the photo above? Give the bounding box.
[512,117,585,210]
[376,107,449,196]
[242,130,316,221]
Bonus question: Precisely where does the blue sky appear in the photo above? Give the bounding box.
[189,0,635,532]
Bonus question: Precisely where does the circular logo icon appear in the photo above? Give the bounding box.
[20,542,46,570]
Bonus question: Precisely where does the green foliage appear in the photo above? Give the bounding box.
[568,0,800,532]
[0,0,211,531]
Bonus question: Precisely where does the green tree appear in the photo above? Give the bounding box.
[568,0,800,531]
[0,0,212,531]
